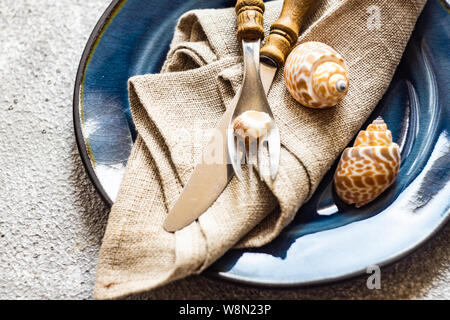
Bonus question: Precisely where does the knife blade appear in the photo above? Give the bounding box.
[163,90,238,232]
[163,0,316,232]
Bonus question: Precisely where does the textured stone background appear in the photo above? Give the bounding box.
[0,0,448,300]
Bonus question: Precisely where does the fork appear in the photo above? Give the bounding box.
[227,0,280,181]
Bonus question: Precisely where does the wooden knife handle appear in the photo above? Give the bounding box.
[260,0,316,66]
[235,0,265,42]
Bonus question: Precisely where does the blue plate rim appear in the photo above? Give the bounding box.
[73,0,122,206]
[206,215,449,288]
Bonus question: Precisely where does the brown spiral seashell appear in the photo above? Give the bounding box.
[232,110,271,140]
[334,117,400,208]
[284,41,349,108]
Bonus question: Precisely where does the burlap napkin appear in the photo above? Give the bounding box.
[94,0,426,299]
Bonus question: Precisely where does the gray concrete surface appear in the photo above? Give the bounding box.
[0,0,448,300]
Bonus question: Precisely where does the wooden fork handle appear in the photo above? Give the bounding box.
[235,0,265,42]
[260,0,316,66]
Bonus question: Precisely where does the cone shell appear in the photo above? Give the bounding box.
[284,41,349,109]
[334,118,400,208]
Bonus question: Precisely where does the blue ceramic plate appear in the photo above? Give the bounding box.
[74,0,450,287]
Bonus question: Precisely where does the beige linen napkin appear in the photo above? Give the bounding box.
[94,0,426,299]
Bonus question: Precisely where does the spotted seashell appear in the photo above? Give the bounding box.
[334,117,400,208]
[233,110,271,140]
[284,41,349,109]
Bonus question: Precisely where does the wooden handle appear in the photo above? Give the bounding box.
[235,0,265,42]
[260,0,315,66]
